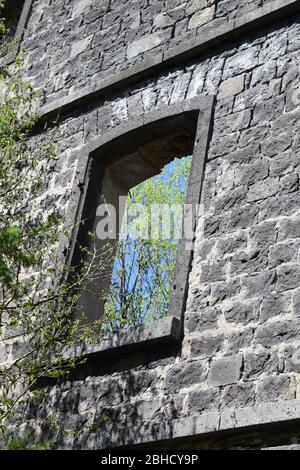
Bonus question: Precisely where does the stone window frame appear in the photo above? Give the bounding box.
[63,96,215,362]
[1,0,33,66]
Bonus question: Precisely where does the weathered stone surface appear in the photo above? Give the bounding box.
[223,46,259,79]
[190,334,223,358]
[188,388,220,413]
[256,375,296,402]
[228,205,259,231]
[70,35,93,60]
[242,270,276,297]
[270,241,300,268]
[186,307,220,332]
[127,33,164,59]
[186,0,208,16]
[250,221,277,250]
[278,219,300,242]
[71,0,92,19]
[210,279,241,305]
[164,360,205,391]
[222,382,255,407]
[153,13,174,30]
[243,351,278,381]
[0,343,7,365]
[218,74,245,99]
[231,249,268,275]
[261,134,293,158]
[260,294,291,321]
[247,178,280,202]
[225,328,254,354]
[188,6,215,30]
[292,288,300,317]
[277,264,300,292]
[5,0,300,451]
[208,355,243,387]
[254,320,300,348]
[223,301,259,325]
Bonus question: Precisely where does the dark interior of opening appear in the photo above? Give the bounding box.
[2,0,24,38]
[73,110,199,324]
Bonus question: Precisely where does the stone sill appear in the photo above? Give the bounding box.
[63,316,182,362]
[99,399,300,449]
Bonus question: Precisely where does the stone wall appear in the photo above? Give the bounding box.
[3,0,300,449]
[23,0,273,103]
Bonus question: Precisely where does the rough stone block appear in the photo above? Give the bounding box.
[243,351,278,381]
[231,249,268,275]
[71,0,92,19]
[214,108,251,135]
[208,354,243,387]
[127,33,163,59]
[252,94,285,126]
[242,270,276,297]
[188,389,220,414]
[217,234,247,257]
[186,307,220,332]
[269,241,300,268]
[214,187,247,213]
[235,159,268,187]
[200,260,227,283]
[224,301,259,325]
[70,35,93,60]
[249,221,277,250]
[256,375,295,402]
[260,294,290,322]
[239,124,269,148]
[261,133,293,158]
[153,12,173,30]
[164,360,205,391]
[223,46,259,79]
[280,173,299,194]
[228,205,259,231]
[186,0,208,16]
[225,328,254,355]
[210,279,241,306]
[190,334,223,359]
[222,383,255,407]
[209,131,239,158]
[278,218,300,242]
[0,343,8,365]
[258,193,300,224]
[277,264,300,292]
[254,320,300,348]
[127,93,144,117]
[188,6,215,30]
[136,399,164,421]
[226,142,260,165]
[218,75,245,99]
[247,178,280,202]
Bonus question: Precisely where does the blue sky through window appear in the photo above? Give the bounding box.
[102,155,192,331]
